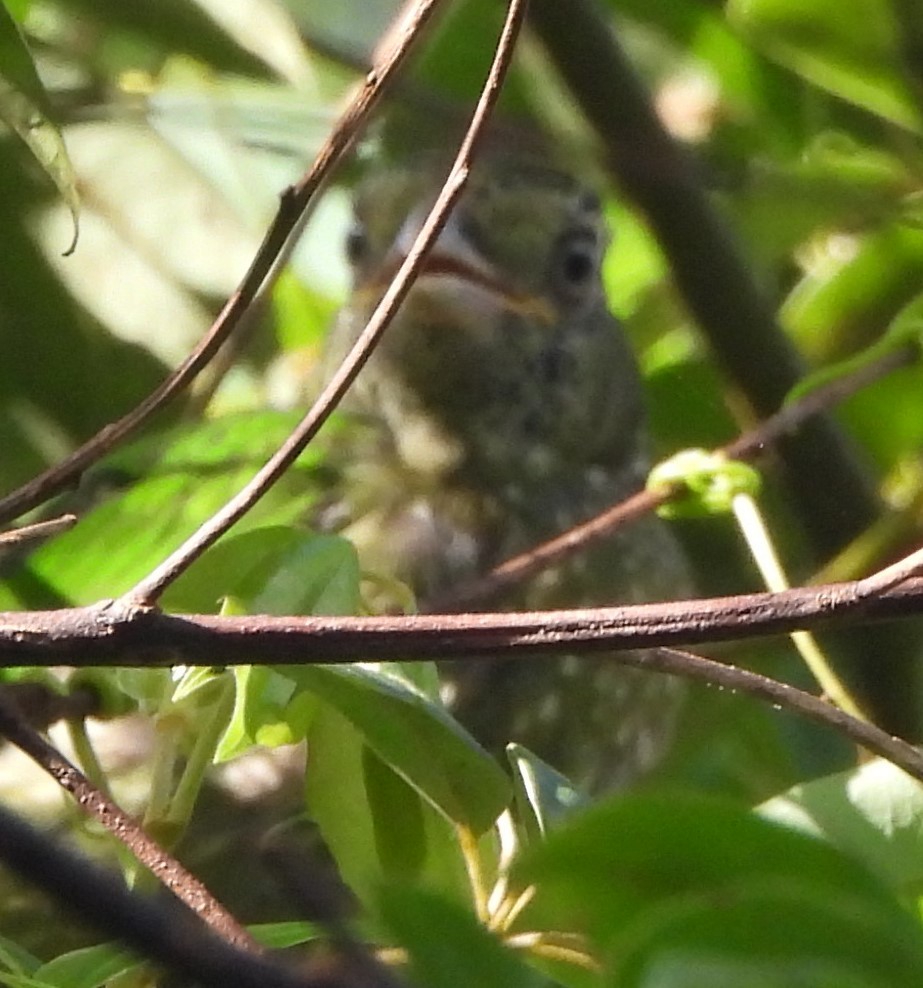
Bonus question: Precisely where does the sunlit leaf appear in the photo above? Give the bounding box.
[729,0,923,130]
[2,413,326,606]
[760,757,923,894]
[305,702,471,909]
[507,743,587,842]
[783,225,923,363]
[292,663,510,834]
[163,527,361,616]
[0,3,78,250]
[614,884,920,987]
[516,792,904,945]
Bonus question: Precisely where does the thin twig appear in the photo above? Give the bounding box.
[723,344,917,460]
[124,0,531,606]
[0,803,339,988]
[428,343,913,611]
[0,692,258,951]
[0,514,77,546]
[855,542,923,597]
[651,646,923,779]
[0,0,447,528]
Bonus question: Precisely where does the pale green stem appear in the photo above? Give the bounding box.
[731,493,868,721]
[66,717,111,798]
[165,675,235,829]
[142,718,182,830]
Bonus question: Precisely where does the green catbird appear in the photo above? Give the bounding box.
[320,157,691,789]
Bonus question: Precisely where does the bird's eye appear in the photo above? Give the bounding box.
[561,246,595,285]
[555,231,599,296]
[345,222,369,266]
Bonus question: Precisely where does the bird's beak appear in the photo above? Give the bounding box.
[356,208,556,326]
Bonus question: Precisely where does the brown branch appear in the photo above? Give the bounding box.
[0,803,341,988]
[0,0,448,528]
[0,693,257,951]
[652,647,923,779]
[526,0,882,560]
[124,0,531,606]
[3,571,923,778]
[429,343,914,611]
[0,514,77,547]
[7,577,923,669]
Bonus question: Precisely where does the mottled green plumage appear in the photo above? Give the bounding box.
[321,157,691,789]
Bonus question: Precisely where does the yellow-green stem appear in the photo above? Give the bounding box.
[731,493,868,721]
[166,675,235,829]
[457,823,490,924]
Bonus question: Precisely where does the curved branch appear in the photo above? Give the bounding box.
[0,0,448,527]
[0,693,257,950]
[124,0,531,605]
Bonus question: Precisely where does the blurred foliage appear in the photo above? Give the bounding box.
[3,0,923,984]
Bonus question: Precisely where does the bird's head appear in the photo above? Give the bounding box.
[330,157,647,490]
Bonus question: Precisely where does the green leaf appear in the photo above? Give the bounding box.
[163,528,361,616]
[0,933,40,976]
[613,883,920,987]
[292,663,510,834]
[733,135,915,264]
[248,921,322,949]
[507,743,588,842]
[782,225,923,364]
[362,745,428,879]
[378,884,542,988]
[58,0,274,77]
[610,0,804,148]
[515,792,904,947]
[759,757,923,894]
[728,0,923,130]
[33,945,138,988]
[166,527,361,760]
[0,3,79,251]
[12,413,325,605]
[215,664,309,761]
[304,703,471,909]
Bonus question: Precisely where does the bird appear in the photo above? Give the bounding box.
[317,153,692,790]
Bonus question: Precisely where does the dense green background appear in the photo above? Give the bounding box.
[3,1,923,985]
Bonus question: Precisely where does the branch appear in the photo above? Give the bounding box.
[0,692,257,950]
[0,0,448,527]
[428,343,914,611]
[6,577,923,669]
[653,647,923,778]
[0,802,348,988]
[123,0,531,606]
[526,0,882,559]
[2,572,923,779]
[0,514,77,547]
